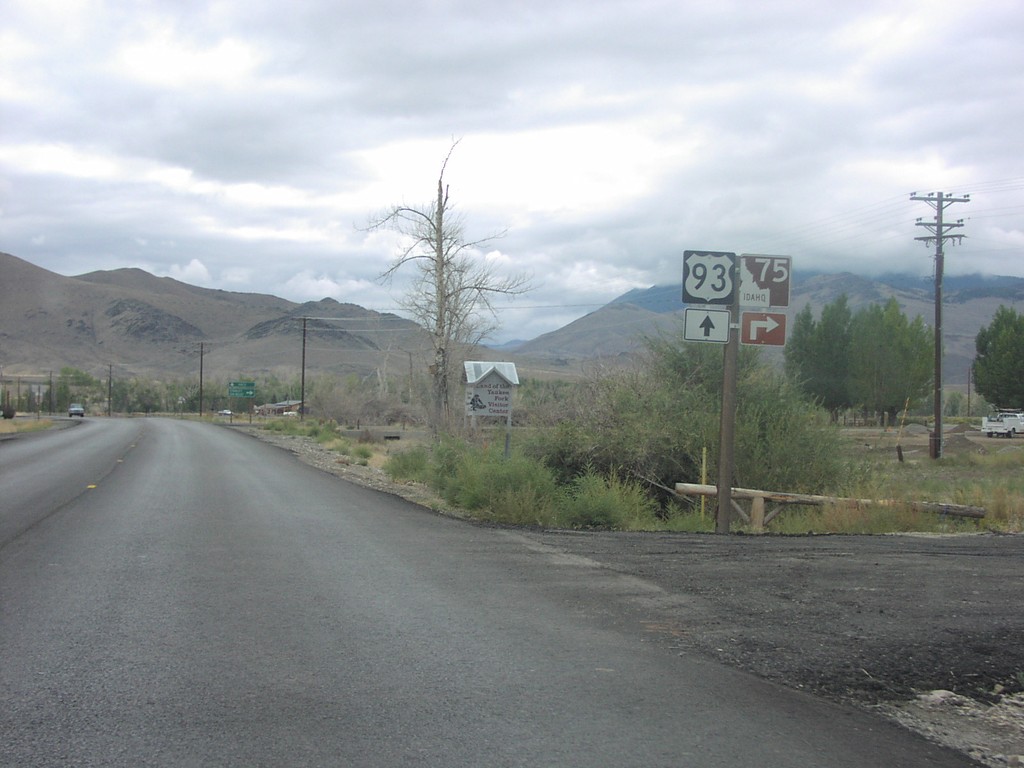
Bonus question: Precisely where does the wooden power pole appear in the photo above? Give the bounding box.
[911,191,969,459]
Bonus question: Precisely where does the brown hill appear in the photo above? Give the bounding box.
[514,303,677,364]
[515,271,1024,387]
[0,252,430,381]
[3,252,1021,389]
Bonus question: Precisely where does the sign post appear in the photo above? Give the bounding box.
[716,285,740,534]
[682,250,792,534]
[227,380,256,422]
[464,362,519,458]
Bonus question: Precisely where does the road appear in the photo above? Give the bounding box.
[0,418,975,766]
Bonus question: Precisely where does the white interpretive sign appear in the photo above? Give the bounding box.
[464,361,518,418]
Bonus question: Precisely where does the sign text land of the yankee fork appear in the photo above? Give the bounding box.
[465,380,512,417]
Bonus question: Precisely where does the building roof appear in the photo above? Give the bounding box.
[463,361,519,386]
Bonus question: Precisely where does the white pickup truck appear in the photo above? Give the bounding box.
[981,410,1024,437]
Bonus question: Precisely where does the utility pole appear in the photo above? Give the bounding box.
[300,317,307,422]
[967,365,972,418]
[911,191,969,459]
[199,341,205,417]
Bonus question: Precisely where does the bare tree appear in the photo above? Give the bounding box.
[369,142,530,431]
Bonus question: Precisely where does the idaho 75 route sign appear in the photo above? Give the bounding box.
[739,254,791,308]
[682,250,736,305]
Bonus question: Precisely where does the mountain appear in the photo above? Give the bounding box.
[516,271,1024,386]
[512,303,676,363]
[0,252,429,380]
[3,251,1022,387]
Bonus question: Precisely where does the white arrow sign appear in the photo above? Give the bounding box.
[740,311,788,346]
[684,308,730,343]
[748,315,779,340]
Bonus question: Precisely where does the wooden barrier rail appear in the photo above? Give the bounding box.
[673,482,986,531]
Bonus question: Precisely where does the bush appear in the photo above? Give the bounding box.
[733,369,848,494]
[559,470,661,530]
[449,447,559,515]
[352,444,374,465]
[385,437,564,527]
[487,484,560,527]
[384,446,430,482]
[429,436,470,499]
[525,332,852,509]
[311,420,340,443]
[522,369,710,504]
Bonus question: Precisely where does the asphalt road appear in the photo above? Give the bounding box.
[0,418,975,766]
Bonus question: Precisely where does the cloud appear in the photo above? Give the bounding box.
[164,258,212,285]
[1,0,1022,345]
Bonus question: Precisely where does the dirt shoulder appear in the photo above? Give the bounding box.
[241,427,1024,767]
[520,529,1024,766]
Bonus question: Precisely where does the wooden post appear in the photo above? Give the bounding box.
[716,279,740,534]
[750,497,766,532]
[674,482,986,520]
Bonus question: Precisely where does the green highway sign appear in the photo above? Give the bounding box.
[228,381,256,398]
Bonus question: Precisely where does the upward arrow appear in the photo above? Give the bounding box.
[699,314,716,337]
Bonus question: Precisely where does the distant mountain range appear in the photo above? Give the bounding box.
[0,251,429,382]
[2,251,1022,387]
[509,271,1024,386]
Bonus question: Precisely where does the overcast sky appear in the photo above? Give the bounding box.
[2,0,1023,342]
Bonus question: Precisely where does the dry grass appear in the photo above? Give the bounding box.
[823,426,1024,532]
[0,417,54,434]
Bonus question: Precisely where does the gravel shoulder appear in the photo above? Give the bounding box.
[242,427,1024,767]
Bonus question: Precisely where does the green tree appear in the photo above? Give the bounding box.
[973,305,1024,408]
[784,296,852,417]
[56,367,102,411]
[848,298,932,424]
[944,391,967,418]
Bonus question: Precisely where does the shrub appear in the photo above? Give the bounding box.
[429,436,470,499]
[487,484,561,527]
[385,446,431,483]
[450,447,559,515]
[733,370,849,494]
[353,444,374,465]
[558,470,661,530]
[309,424,338,444]
[385,437,563,526]
[321,437,352,455]
[522,369,709,505]
[525,331,852,510]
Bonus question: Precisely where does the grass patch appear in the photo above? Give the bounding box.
[752,432,1024,534]
[0,417,55,434]
[260,417,388,468]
